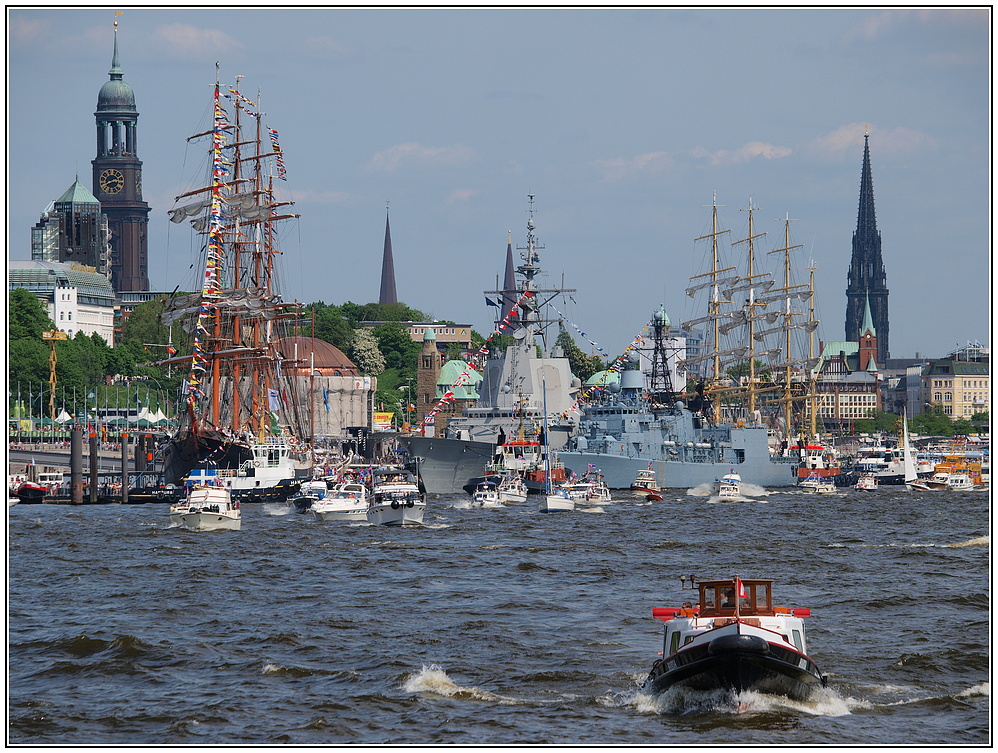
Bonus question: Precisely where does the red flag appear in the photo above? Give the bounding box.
[737,578,747,598]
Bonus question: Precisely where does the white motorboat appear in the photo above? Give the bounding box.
[559,467,611,503]
[496,473,528,505]
[539,488,575,513]
[170,485,241,531]
[643,577,827,701]
[799,472,835,493]
[311,482,369,522]
[367,468,425,526]
[855,472,878,491]
[291,479,331,514]
[715,470,742,499]
[945,473,976,491]
[470,479,503,508]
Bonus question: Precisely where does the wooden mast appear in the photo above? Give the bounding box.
[732,198,768,415]
[767,214,804,436]
[692,193,733,397]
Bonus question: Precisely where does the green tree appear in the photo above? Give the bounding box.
[909,403,954,436]
[556,330,604,382]
[853,410,900,434]
[373,322,421,377]
[309,302,354,352]
[9,288,53,340]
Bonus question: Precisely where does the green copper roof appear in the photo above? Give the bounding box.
[866,354,878,372]
[97,26,135,110]
[860,294,876,336]
[56,177,100,206]
[437,359,481,399]
[585,369,621,387]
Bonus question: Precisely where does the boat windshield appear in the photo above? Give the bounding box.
[698,579,773,616]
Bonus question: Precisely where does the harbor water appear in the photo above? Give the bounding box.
[8,485,990,745]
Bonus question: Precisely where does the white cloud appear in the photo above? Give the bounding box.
[303,36,354,61]
[365,143,474,172]
[445,188,479,203]
[153,24,243,58]
[8,16,51,43]
[690,141,792,166]
[804,123,937,158]
[846,8,989,42]
[594,151,673,181]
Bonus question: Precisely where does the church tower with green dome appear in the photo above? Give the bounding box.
[91,16,150,292]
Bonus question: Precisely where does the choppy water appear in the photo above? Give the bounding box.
[8,486,990,744]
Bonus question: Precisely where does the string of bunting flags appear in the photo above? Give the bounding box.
[419,289,537,426]
[551,319,653,422]
[185,84,232,410]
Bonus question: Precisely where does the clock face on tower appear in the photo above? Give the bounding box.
[99,168,124,194]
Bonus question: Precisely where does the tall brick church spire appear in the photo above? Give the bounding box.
[845,129,889,364]
[379,206,397,305]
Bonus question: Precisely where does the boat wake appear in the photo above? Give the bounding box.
[402,664,520,705]
[630,684,858,717]
[944,536,989,548]
[705,494,770,504]
[264,503,294,516]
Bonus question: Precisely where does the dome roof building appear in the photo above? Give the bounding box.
[276,336,359,376]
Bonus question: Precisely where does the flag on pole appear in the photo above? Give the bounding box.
[737,578,747,598]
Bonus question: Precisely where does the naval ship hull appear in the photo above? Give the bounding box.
[401,436,498,496]
[557,448,796,489]
[559,418,798,490]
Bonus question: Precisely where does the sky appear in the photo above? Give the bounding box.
[6,7,992,362]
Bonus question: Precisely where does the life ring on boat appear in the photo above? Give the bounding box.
[390,500,399,509]
[154,489,165,499]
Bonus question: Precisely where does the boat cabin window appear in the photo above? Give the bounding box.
[698,580,774,616]
[791,629,803,652]
[669,630,681,655]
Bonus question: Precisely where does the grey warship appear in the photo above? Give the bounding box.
[400,197,581,494]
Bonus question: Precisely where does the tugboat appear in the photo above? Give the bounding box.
[643,577,827,701]
[631,466,663,501]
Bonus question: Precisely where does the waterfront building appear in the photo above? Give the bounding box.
[91,18,150,293]
[276,336,372,438]
[360,320,475,356]
[8,260,116,346]
[415,327,480,436]
[845,130,890,365]
[920,343,990,419]
[813,296,881,431]
[31,178,112,278]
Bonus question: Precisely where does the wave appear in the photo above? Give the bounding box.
[944,536,989,548]
[956,682,990,698]
[263,503,293,516]
[629,684,860,717]
[401,664,520,705]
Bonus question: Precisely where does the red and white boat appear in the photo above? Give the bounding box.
[630,467,663,501]
[643,577,827,701]
[795,442,842,486]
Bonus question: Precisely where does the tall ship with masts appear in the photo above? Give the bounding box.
[399,197,582,494]
[158,69,312,500]
[557,196,821,488]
